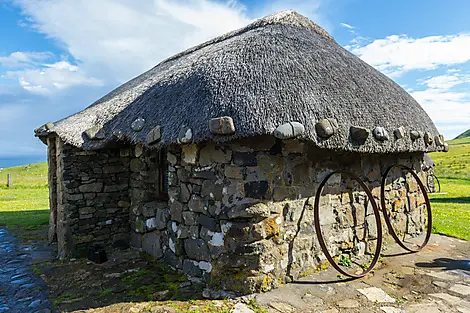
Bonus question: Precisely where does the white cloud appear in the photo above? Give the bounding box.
[340,22,354,29]
[348,33,470,76]
[5,61,103,94]
[410,73,470,139]
[419,73,470,90]
[13,0,252,83]
[0,51,53,68]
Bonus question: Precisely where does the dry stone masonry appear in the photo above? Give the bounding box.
[50,139,131,258]
[45,133,432,294]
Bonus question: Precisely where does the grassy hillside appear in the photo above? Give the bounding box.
[429,138,470,179]
[0,162,48,188]
[454,128,470,140]
[0,162,49,226]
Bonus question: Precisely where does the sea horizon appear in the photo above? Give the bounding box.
[0,155,47,169]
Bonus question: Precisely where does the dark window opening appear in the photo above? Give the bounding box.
[156,148,169,200]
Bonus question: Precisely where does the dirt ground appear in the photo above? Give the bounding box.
[10,226,470,313]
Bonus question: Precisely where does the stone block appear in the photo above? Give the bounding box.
[155,207,169,230]
[201,180,223,200]
[167,152,178,165]
[244,181,269,199]
[350,126,370,144]
[372,126,390,141]
[189,226,199,239]
[188,195,206,213]
[183,211,198,225]
[234,136,275,152]
[183,259,203,277]
[78,182,103,193]
[164,250,182,269]
[209,116,236,135]
[184,239,211,261]
[192,169,217,180]
[79,207,95,215]
[182,144,198,165]
[142,231,163,258]
[233,152,257,166]
[224,166,245,180]
[146,125,161,145]
[170,201,183,222]
[199,215,217,232]
[130,158,144,172]
[180,184,191,203]
[315,119,336,139]
[226,202,270,219]
[274,122,305,139]
[282,139,306,154]
[131,118,145,132]
[104,184,127,192]
[199,144,232,166]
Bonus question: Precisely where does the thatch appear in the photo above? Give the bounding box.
[36,10,443,154]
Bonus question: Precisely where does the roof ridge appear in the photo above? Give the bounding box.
[157,10,333,67]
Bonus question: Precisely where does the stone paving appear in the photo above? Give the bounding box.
[254,235,470,313]
[0,227,53,313]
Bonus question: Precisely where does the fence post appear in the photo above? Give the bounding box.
[7,174,11,188]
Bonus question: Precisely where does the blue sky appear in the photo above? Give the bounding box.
[1,0,469,164]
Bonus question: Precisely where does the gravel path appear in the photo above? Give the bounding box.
[0,227,53,313]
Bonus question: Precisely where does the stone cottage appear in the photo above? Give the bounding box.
[35,11,446,293]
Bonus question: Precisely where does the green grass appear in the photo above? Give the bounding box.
[429,177,470,241]
[454,129,470,140]
[0,162,49,227]
[0,162,48,188]
[430,138,470,179]
[428,137,470,241]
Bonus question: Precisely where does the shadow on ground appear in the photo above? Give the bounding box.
[415,257,470,271]
[430,197,470,203]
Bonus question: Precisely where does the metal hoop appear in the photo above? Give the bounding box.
[433,175,441,193]
[380,165,432,253]
[314,170,383,278]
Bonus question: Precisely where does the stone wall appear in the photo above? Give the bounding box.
[127,136,429,294]
[55,142,131,258]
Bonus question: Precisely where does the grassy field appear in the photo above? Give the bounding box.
[429,137,470,240]
[428,178,469,240]
[430,136,470,179]
[0,163,49,227]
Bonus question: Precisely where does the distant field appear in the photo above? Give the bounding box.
[0,162,48,188]
[428,138,469,240]
[0,163,49,226]
[429,138,470,179]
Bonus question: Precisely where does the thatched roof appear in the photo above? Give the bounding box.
[35,10,444,154]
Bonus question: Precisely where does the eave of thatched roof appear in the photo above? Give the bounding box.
[35,10,444,154]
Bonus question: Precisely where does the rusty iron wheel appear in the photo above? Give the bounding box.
[380,164,433,253]
[314,170,383,279]
[433,174,441,193]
